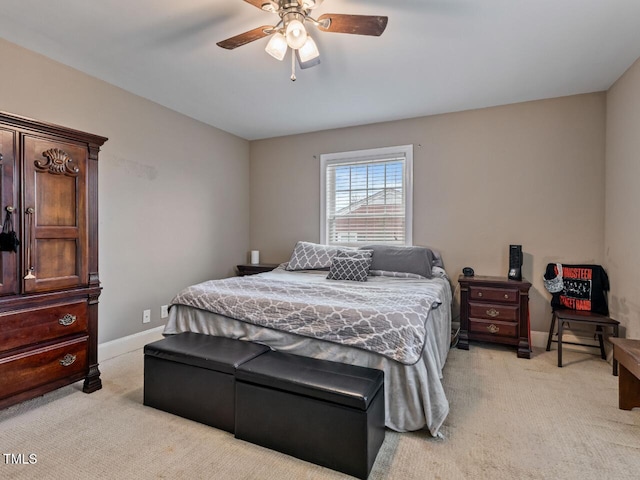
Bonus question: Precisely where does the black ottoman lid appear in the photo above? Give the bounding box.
[236,351,384,411]
[144,333,270,374]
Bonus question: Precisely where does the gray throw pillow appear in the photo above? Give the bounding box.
[326,256,371,282]
[286,241,352,271]
[358,245,434,279]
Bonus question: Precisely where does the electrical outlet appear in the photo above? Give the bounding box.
[160,305,169,319]
[143,309,151,324]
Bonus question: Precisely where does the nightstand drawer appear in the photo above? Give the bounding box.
[0,301,88,354]
[469,286,518,304]
[469,302,519,322]
[470,319,518,338]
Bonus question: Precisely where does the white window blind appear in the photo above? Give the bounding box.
[320,145,413,246]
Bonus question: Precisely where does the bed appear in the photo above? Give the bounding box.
[163,243,452,436]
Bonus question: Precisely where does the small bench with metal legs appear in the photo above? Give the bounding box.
[546,309,620,375]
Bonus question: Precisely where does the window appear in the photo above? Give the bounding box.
[320,145,413,246]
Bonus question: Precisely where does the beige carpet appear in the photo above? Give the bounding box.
[1,344,638,480]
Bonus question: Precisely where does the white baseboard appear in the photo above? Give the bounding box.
[98,326,165,362]
[531,330,549,349]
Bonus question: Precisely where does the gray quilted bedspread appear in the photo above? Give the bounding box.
[171,275,443,365]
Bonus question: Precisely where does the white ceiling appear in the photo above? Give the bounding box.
[1,0,640,140]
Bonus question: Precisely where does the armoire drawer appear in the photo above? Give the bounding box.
[0,336,88,400]
[0,301,88,354]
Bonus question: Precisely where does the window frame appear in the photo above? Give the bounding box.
[319,144,413,246]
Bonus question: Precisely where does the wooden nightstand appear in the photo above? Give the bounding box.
[457,275,532,358]
[236,264,279,276]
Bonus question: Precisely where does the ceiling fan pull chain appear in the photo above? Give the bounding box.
[290,50,297,81]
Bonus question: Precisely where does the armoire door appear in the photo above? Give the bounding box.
[0,128,18,296]
[22,135,88,293]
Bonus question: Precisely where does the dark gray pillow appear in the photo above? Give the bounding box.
[429,248,444,269]
[358,245,434,279]
[326,256,371,282]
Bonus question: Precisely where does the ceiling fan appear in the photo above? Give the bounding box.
[217,0,388,80]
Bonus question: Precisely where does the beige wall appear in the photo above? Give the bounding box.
[0,39,250,343]
[250,93,607,332]
[605,57,640,338]
[0,35,620,342]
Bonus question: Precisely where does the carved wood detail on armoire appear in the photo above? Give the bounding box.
[0,111,107,409]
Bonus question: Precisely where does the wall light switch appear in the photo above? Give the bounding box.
[160,305,169,319]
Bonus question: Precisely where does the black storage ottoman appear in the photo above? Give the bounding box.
[144,332,270,433]
[235,351,385,479]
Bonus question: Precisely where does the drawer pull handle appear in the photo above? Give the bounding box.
[60,354,76,367]
[59,314,77,326]
[504,294,509,299]
[477,292,483,297]
[486,308,500,318]
[487,324,500,334]
[24,207,36,280]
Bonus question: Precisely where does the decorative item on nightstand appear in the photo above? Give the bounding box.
[508,245,523,281]
[250,250,260,265]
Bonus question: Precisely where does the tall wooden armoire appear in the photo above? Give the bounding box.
[0,111,107,409]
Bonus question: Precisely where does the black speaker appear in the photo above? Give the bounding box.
[508,245,522,281]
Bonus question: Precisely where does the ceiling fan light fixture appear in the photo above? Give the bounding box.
[296,35,320,65]
[218,3,389,79]
[296,54,320,71]
[265,32,288,61]
[285,17,308,49]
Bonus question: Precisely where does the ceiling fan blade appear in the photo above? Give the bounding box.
[217,25,273,50]
[317,14,388,36]
[243,0,269,10]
